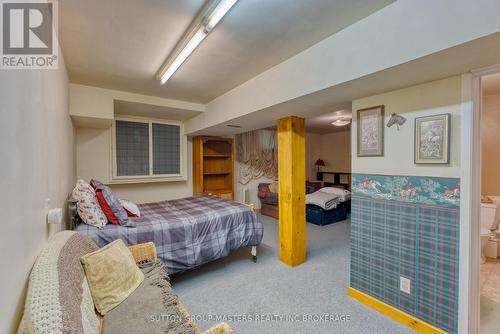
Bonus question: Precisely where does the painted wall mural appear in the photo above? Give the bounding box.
[350,173,460,334]
[352,174,460,208]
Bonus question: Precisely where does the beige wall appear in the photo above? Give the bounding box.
[0,54,74,333]
[71,84,202,203]
[70,84,205,127]
[320,130,351,173]
[75,127,193,203]
[482,93,500,196]
[306,130,351,181]
[352,76,462,177]
[306,132,322,180]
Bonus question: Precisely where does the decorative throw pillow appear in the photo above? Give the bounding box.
[90,179,134,227]
[80,239,144,315]
[268,180,279,193]
[119,199,140,217]
[72,179,107,228]
[95,191,119,225]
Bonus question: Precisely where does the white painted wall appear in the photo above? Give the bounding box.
[70,83,206,203]
[75,127,193,203]
[0,55,74,333]
[351,75,468,333]
[352,76,462,177]
[70,84,205,121]
[186,0,500,135]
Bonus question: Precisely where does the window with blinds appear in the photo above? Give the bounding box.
[113,119,183,179]
[152,123,180,175]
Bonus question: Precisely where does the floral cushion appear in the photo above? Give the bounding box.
[72,180,107,228]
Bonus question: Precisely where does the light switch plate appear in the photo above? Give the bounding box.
[400,276,411,294]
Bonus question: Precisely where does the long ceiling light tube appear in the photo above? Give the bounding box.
[204,0,238,32]
[159,28,207,84]
[158,0,239,84]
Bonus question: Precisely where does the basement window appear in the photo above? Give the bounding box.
[111,118,186,183]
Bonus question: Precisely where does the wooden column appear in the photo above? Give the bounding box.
[277,116,306,266]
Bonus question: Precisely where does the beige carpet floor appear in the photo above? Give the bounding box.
[171,214,416,334]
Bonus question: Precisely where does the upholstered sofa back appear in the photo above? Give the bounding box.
[18,231,99,334]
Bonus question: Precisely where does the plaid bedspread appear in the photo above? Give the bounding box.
[75,196,263,274]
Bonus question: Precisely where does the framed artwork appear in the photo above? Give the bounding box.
[357,105,384,157]
[414,113,450,164]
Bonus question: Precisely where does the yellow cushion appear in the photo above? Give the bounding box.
[80,239,144,315]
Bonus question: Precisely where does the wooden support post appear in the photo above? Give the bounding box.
[277,116,306,266]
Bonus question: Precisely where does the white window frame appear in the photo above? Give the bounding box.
[110,116,187,184]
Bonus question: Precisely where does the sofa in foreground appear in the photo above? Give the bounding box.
[17,231,234,334]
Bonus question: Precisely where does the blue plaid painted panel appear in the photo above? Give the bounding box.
[350,174,460,334]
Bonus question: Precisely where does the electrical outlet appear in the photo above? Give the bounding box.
[400,276,411,294]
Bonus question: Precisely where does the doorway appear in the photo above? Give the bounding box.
[473,68,500,333]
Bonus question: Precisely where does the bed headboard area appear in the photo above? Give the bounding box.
[67,199,79,230]
[316,171,351,191]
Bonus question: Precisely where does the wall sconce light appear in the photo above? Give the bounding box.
[386,113,407,130]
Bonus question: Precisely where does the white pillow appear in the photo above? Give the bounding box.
[319,187,350,195]
[119,199,140,217]
[72,179,107,228]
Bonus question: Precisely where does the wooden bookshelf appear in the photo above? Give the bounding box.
[193,136,234,200]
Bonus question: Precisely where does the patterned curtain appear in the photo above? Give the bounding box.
[236,129,278,185]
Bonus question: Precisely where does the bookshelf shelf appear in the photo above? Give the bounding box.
[193,136,234,200]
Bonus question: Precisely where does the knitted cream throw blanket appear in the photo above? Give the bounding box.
[103,261,196,334]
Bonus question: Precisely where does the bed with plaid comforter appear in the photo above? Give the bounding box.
[75,196,263,274]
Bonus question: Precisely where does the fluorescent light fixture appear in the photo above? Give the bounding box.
[205,0,238,32]
[160,28,207,84]
[158,0,239,84]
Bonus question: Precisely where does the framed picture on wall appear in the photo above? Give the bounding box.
[357,105,384,157]
[414,113,451,164]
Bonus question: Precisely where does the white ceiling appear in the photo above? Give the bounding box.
[192,32,500,136]
[305,109,352,134]
[59,0,395,103]
[483,72,500,96]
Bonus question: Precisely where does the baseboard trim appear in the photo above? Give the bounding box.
[347,287,447,334]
